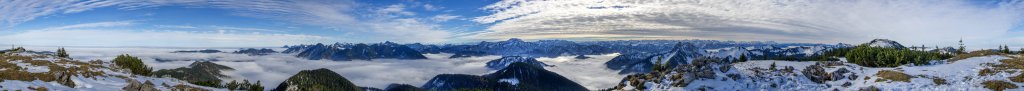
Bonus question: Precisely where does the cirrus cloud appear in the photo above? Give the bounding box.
[471,0,1024,47]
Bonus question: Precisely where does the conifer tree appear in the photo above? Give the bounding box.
[56,47,69,58]
[227,80,240,91]
[739,54,748,62]
[250,80,263,91]
[1003,45,1011,54]
[958,39,966,54]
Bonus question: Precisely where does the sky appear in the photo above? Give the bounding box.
[1,0,1024,48]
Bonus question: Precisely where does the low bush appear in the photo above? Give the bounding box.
[113,54,152,76]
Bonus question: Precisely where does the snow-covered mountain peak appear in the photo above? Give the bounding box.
[866,39,906,49]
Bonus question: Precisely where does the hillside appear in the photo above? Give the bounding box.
[0,48,219,91]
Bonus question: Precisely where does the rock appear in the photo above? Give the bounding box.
[802,63,830,83]
[859,86,881,91]
[54,71,76,87]
[831,68,851,81]
[122,79,159,91]
[719,64,732,73]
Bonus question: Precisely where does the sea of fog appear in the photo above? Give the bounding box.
[18,46,625,89]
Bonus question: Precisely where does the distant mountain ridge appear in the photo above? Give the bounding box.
[407,38,843,59]
[283,42,427,61]
[485,56,548,70]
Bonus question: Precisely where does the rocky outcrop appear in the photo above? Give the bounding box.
[54,71,76,87]
[272,68,362,91]
[802,63,830,83]
[802,62,854,84]
[123,79,158,91]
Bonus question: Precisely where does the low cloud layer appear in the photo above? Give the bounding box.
[20,47,626,89]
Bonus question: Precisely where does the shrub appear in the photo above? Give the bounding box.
[113,54,152,76]
[932,77,947,85]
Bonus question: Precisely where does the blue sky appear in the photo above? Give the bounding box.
[1,0,1023,48]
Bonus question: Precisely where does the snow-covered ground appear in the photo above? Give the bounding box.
[645,55,1021,91]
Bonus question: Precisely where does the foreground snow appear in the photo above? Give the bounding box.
[637,55,1020,91]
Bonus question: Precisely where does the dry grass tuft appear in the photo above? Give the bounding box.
[874,70,912,82]
[983,80,1019,91]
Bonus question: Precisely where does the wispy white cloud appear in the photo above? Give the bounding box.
[0,0,129,29]
[154,25,197,29]
[471,0,1024,47]
[376,4,416,16]
[41,21,135,30]
[0,29,328,47]
[2,0,454,44]
[423,4,442,11]
[431,14,461,22]
[209,25,284,33]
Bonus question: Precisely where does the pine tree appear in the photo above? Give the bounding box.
[56,47,69,58]
[227,80,239,91]
[958,39,966,54]
[1003,45,1011,54]
[739,54,748,62]
[652,56,664,72]
[250,80,264,91]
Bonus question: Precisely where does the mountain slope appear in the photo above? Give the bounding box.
[272,68,362,91]
[152,61,234,87]
[421,62,588,91]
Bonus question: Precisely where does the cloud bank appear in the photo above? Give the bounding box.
[471,0,1024,46]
